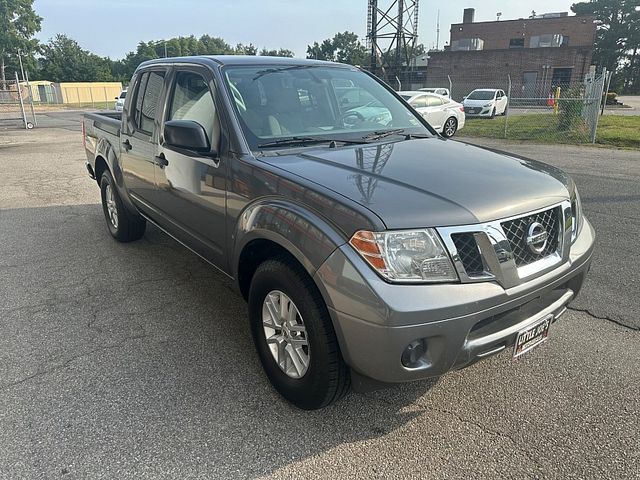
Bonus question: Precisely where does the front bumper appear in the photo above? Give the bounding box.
[464,106,494,117]
[314,217,595,383]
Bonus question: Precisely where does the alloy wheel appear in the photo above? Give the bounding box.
[444,118,457,137]
[262,290,310,379]
[105,184,118,229]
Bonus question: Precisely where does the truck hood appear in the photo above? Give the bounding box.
[260,138,570,229]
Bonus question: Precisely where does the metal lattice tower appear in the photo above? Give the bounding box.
[353,144,395,204]
[366,0,419,79]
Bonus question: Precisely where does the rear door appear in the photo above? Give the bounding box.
[424,95,446,128]
[120,69,169,211]
[153,66,228,269]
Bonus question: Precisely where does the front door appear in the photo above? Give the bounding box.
[120,69,167,211]
[153,67,228,270]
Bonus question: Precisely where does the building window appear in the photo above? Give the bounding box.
[451,38,484,51]
[509,38,525,48]
[551,68,573,86]
[530,34,564,48]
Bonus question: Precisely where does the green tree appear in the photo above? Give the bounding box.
[571,0,640,91]
[306,32,367,65]
[0,0,42,84]
[236,43,258,55]
[259,48,294,57]
[39,34,113,82]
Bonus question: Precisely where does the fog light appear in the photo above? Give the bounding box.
[401,339,426,368]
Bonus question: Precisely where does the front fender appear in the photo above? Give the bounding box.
[233,199,347,282]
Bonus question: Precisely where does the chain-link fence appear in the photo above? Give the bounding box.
[372,60,610,145]
[0,73,37,130]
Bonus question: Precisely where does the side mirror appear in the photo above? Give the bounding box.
[163,120,210,153]
[115,97,119,100]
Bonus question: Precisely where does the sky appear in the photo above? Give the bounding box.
[33,0,578,60]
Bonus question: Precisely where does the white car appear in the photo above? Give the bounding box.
[398,91,465,137]
[114,89,127,112]
[418,87,450,98]
[462,89,508,118]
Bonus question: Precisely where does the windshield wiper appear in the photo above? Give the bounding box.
[257,136,366,149]
[361,129,405,141]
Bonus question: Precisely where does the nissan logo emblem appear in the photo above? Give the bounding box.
[526,222,548,254]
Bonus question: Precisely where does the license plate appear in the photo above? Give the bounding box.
[513,314,552,358]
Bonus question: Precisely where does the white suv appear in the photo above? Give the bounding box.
[114,89,127,112]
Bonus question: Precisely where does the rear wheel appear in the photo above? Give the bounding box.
[100,170,146,242]
[442,117,458,137]
[248,256,350,409]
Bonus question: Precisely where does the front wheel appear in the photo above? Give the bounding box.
[248,256,350,410]
[442,117,458,137]
[100,170,146,242]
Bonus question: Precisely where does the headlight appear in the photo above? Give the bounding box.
[349,229,458,283]
[571,187,583,242]
[483,102,494,107]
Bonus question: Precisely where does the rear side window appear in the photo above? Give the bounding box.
[168,71,220,148]
[426,96,444,107]
[133,71,165,134]
[410,96,427,108]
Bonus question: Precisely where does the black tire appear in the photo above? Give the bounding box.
[442,117,458,137]
[502,106,508,116]
[100,170,146,242]
[248,256,350,410]
[490,107,496,119]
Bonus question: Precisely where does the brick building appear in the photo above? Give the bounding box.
[423,9,597,99]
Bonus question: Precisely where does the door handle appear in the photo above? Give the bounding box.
[122,139,132,151]
[154,154,169,168]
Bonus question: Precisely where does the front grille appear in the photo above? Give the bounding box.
[501,207,560,267]
[452,232,484,276]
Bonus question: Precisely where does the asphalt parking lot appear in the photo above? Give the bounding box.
[1,111,638,479]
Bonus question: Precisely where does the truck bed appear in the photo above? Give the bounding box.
[84,111,121,137]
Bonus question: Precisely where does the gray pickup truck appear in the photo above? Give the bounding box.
[83,56,594,410]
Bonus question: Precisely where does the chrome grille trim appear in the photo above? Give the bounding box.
[437,201,572,289]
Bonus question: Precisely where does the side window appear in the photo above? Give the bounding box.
[168,71,219,149]
[133,73,149,130]
[410,95,427,108]
[132,71,165,135]
[426,96,444,107]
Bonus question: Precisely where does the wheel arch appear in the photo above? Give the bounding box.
[233,200,346,302]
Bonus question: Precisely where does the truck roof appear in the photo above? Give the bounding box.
[138,55,347,69]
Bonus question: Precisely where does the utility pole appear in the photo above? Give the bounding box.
[436,9,440,50]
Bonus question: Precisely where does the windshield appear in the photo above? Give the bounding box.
[223,65,431,150]
[119,91,127,99]
[467,90,495,100]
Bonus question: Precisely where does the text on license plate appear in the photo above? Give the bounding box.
[513,314,552,358]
